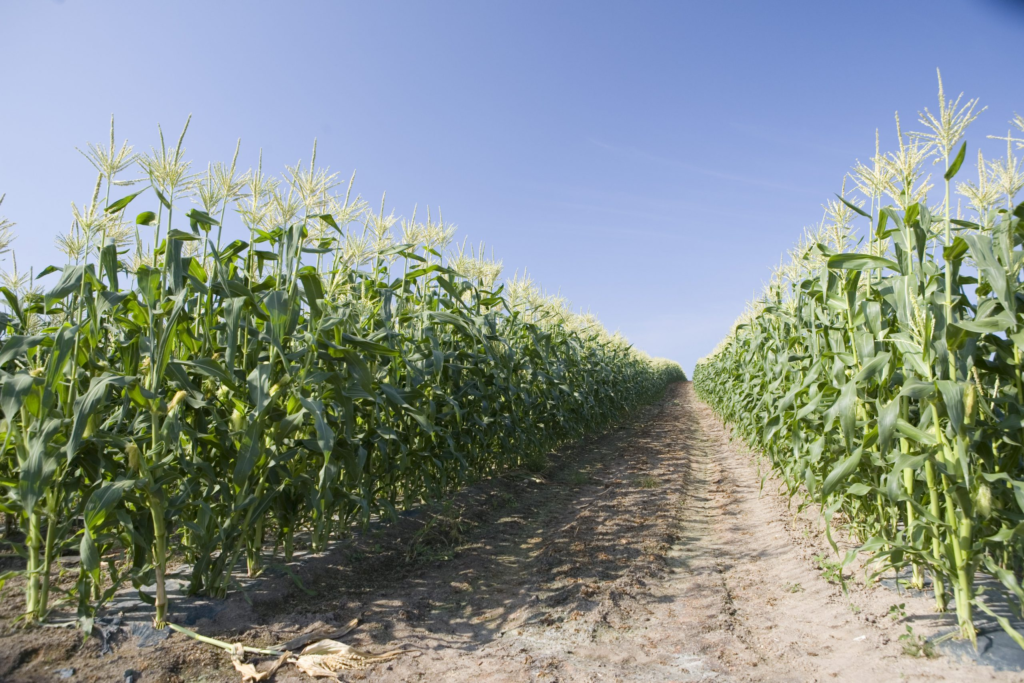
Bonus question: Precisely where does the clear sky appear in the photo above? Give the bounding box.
[1,0,1022,374]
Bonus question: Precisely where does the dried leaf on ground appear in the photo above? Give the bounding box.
[230,643,289,682]
[292,638,415,673]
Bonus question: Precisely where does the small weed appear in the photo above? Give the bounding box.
[407,501,470,562]
[848,602,861,614]
[569,470,591,486]
[899,625,937,658]
[490,492,518,510]
[889,603,907,621]
[782,582,803,593]
[634,475,660,489]
[813,553,844,585]
[524,452,549,473]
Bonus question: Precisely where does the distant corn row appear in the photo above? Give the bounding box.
[0,119,685,631]
[695,76,1024,648]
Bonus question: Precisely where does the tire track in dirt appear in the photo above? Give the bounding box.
[656,385,1018,683]
[369,382,1017,682]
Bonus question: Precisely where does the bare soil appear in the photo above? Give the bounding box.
[2,382,1020,682]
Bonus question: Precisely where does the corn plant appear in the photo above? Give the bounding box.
[0,119,684,631]
[695,73,1024,648]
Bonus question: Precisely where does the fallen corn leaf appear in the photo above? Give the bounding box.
[230,644,289,682]
[292,639,416,674]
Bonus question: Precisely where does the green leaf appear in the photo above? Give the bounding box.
[178,358,237,390]
[135,265,161,309]
[18,418,62,512]
[895,418,938,446]
[298,396,335,454]
[233,421,263,489]
[105,189,146,214]
[100,239,119,290]
[219,239,249,262]
[795,392,823,421]
[964,233,1015,318]
[936,380,965,437]
[66,374,132,461]
[80,527,100,574]
[380,383,409,407]
[0,287,25,329]
[314,214,340,232]
[247,364,271,415]
[898,379,936,401]
[836,381,857,452]
[827,253,900,272]
[83,479,135,529]
[904,202,920,227]
[847,483,872,496]
[874,210,890,240]
[43,325,77,409]
[187,255,208,284]
[342,333,400,357]
[298,270,324,320]
[878,399,899,454]
[854,352,890,385]
[950,219,981,230]
[0,335,45,366]
[1,372,39,419]
[44,264,85,309]
[951,312,1015,335]
[166,229,201,242]
[823,447,863,498]
[136,211,158,226]
[262,290,294,342]
[186,208,219,233]
[944,141,967,181]
[835,194,871,219]
[942,236,968,262]
[152,186,172,210]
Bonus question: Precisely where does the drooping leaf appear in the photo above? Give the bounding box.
[936,380,965,437]
[823,447,863,498]
[835,194,871,219]
[298,396,335,454]
[827,253,900,272]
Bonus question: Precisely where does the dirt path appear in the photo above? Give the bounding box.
[3,382,1019,681]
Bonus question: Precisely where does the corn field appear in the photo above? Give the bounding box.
[0,118,684,632]
[694,74,1024,648]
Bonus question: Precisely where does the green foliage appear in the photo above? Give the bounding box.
[406,500,470,563]
[0,124,685,629]
[813,553,844,586]
[695,85,1024,648]
[900,625,938,658]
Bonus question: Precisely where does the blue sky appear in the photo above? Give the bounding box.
[1,0,1022,373]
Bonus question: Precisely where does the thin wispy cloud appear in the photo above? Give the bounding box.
[521,219,690,243]
[546,199,761,224]
[588,138,819,195]
[728,122,862,158]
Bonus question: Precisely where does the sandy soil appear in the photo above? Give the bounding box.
[2,382,1020,682]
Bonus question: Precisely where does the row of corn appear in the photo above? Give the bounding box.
[695,75,1024,647]
[0,119,684,631]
